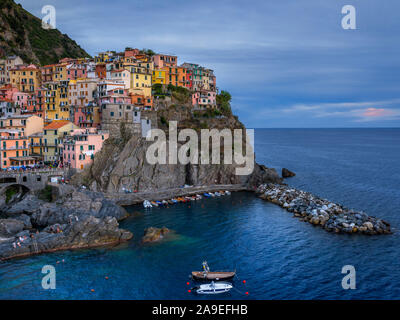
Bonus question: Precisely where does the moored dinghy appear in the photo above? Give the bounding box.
[143,200,152,208]
[192,261,236,281]
[192,281,233,295]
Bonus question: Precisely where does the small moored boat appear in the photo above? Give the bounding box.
[192,261,236,281]
[192,281,233,295]
[143,200,152,208]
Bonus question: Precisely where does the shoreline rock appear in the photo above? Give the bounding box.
[256,184,391,235]
[282,168,296,178]
[0,185,133,261]
[142,227,171,243]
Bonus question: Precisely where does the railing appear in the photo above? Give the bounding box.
[0,146,29,150]
[0,167,65,176]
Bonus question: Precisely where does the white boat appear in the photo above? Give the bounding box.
[193,281,233,295]
[225,191,231,195]
[143,200,152,208]
[209,192,216,197]
[215,192,221,197]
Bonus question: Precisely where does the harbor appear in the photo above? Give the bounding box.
[105,184,247,206]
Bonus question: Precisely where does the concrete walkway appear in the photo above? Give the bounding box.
[105,184,250,206]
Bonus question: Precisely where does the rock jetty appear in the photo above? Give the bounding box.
[256,184,391,235]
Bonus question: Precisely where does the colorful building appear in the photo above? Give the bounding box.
[0,114,44,137]
[9,65,41,93]
[0,129,31,169]
[29,131,44,160]
[152,69,166,85]
[62,128,109,170]
[42,120,78,162]
[152,54,177,68]
[2,56,24,84]
[192,90,217,109]
[129,65,152,97]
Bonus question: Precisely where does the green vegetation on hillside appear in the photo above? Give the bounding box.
[216,90,232,115]
[0,0,90,65]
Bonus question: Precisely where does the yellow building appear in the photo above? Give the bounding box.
[130,65,152,97]
[57,83,70,120]
[43,120,78,162]
[95,51,114,64]
[42,82,70,121]
[43,82,58,120]
[9,65,41,93]
[29,132,44,159]
[152,69,166,85]
[53,63,68,82]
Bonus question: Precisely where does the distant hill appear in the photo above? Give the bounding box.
[0,0,90,65]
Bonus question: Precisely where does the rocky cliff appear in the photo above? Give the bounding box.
[73,100,282,194]
[0,0,90,65]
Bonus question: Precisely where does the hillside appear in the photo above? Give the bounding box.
[0,0,90,65]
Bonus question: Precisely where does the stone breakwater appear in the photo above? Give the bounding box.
[256,184,391,235]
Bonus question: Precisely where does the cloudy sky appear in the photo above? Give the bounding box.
[19,0,400,128]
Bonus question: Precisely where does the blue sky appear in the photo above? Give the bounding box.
[18,0,400,128]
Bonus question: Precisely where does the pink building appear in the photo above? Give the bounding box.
[192,91,217,108]
[66,63,88,81]
[12,91,29,109]
[62,128,109,170]
[152,54,177,68]
[99,88,131,105]
[0,85,18,101]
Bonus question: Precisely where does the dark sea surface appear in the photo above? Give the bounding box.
[0,128,399,299]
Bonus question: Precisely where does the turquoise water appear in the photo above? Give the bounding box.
[0,128,399,299]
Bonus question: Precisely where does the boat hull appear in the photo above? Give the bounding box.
[192,271,235,281]
[192,282,233,294]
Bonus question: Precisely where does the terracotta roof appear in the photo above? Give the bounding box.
[44,120,71,130]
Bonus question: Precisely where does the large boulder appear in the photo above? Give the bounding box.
[142,227,171,243]
[282,168,296,178]
[0,219,24,237]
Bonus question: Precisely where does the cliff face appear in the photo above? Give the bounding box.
[0,0,90,64]
[74,101,282,193]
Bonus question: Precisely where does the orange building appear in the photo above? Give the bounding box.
[95,64,107,79]
[162,66,188,88]
[130,93,153,109]
[0,129,32,169]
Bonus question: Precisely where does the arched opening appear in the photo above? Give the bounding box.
[2,184,30,204]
